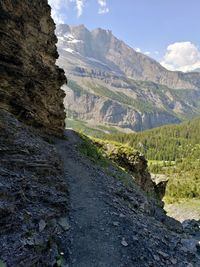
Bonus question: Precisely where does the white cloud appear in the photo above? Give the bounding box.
[48,0,84,21]
[48,0,68,23]
[98,0,109,14]
[135,48,150,56]
[51,9,65,24]
[49,0,108,21]
[48,0,63,10]
[69,0,85,17]
[75,0,84,17]
[161,42,200,72]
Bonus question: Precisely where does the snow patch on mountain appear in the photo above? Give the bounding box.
[64,48,75,54]
[58,34,83,44]
[86,57,108,66]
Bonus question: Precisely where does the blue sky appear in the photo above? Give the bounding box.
[48,0,200,72]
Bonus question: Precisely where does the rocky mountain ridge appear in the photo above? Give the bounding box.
[57,24,200,132]
[57,24,200,90]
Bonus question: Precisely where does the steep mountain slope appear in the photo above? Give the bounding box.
[56,24,198,89]
[56,24,200,132]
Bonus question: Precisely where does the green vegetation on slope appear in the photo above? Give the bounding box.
[65,119,105,136]
[65,118,133,136]
[105,117,200,160]
[104,117,200,202]
[67,80,88,96]
[78,134,138,189]
[86,81,160,112]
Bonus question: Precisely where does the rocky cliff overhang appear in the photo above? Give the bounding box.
[0,0,66,136]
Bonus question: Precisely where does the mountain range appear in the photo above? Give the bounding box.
[56,24,200,132]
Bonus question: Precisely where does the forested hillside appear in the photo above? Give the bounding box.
[104,117,200,201]
[105,117,200,160]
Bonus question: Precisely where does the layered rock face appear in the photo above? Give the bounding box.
[0,111,68,266]
[93,140,168,200]
[0,0,66,135]
[0,1,68,266]
[95,142,156,193]
[64,86,182,131]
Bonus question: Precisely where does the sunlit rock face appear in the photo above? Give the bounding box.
[56,24,200,132]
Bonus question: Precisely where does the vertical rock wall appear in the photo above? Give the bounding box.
[0,0,66,135]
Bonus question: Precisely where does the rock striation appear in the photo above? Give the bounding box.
[64,87,183,131]
[0,1,67,266]
[0,0,66,136]
[0,110,68,266]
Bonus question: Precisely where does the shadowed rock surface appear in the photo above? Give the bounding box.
[0,0,68,266]
[0,110,68,266]
[0,0,66,135]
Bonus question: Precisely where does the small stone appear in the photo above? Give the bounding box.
[133,236,139,241]
[49,218,57,227]
[181,238,197,253]
[153,255,160,261]
[158,250,169,258]
[58,217,70,231]
[26,238,35,246]
[111,212,118,216]
[113,221,119,226]
[170,258,177,265]
[119,213,126,218]
[180,247,189,253]
[39,219,46,232]
[121,238,128,247]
